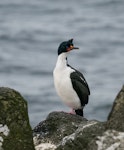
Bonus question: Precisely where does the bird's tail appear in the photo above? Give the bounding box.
[75,109,83,117]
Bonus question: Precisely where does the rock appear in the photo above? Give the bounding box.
[106,85,124,131]
[33,111,106,150]
[57,121,105,150]
[87,130,124,150]
[2,85,124,149]
[0,87,35,150]
[33,111,87,144]
[33,85,124,150]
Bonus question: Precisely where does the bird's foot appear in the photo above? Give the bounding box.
[54,110,76,115]
[68,109,76,115]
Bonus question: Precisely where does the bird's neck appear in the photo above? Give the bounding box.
[56,53,68,69]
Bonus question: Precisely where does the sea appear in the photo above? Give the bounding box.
[0,0,124,127]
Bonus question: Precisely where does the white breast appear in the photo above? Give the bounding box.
[53,53,81,109]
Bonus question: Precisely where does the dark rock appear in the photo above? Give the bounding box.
[33,111,88,144]
[0,87,35,150]
[33,85,124,150]
[87,130,124,150]
[33,111,105,150]
[57,121,105,150]
[106,85,124,131]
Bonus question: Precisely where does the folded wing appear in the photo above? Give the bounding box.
[70,70,90,107]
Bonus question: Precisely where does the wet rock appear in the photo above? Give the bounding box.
[0,87,35,150]
[106,85,124,131]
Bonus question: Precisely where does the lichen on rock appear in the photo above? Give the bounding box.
[33,85,124,150]
[1,84,124,150]
[0,87,35,150]
[0,124,10,149]
[33,111,106,150]
[88,130,124,150]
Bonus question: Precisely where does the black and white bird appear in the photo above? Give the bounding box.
[53,39,90,117]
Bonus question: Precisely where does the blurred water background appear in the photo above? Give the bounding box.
[0,0,124,127]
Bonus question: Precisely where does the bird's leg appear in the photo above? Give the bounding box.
[55,110,76,115]
[69,109,76,115]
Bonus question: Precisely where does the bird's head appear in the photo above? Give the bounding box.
[58,39,79,55]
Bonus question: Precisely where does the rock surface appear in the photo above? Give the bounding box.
[0,87,35,150]
[33,85,124,150]
[1,85,124,150]
[88,130,124,150]
[33,112,106,150]
[106,85,124,132]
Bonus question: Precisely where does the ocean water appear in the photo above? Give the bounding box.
[0,0,124,127]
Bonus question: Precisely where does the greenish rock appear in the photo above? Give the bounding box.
[106,85,124,131]
[0,87,35,150]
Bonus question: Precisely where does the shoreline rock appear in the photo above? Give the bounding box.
[33,85,124,150]
[106,85,124,131]
[0,85,124,150]
[0,87,35,150]
[33,111,106,150]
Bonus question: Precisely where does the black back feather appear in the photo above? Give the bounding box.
[70,68,90,107]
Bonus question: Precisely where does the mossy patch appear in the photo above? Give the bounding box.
[0,87,35,150]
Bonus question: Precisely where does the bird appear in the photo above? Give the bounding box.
[53,39,90,117]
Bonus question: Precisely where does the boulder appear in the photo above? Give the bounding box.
[2,85,124,150]
[33,112,105,150]
[106,85,124,131]
[33,85,124,150]
[0,87,35,150]
[87,130,124,150]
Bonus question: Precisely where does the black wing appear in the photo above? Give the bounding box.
[70,69,90,107]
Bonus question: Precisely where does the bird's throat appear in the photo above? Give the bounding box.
[56,53,68,69]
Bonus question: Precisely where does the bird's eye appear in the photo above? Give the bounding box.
[66,45,70,49]
[67,43,72,48]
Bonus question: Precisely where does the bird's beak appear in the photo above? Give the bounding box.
[67,45,79,51]
[73,46,79,49]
